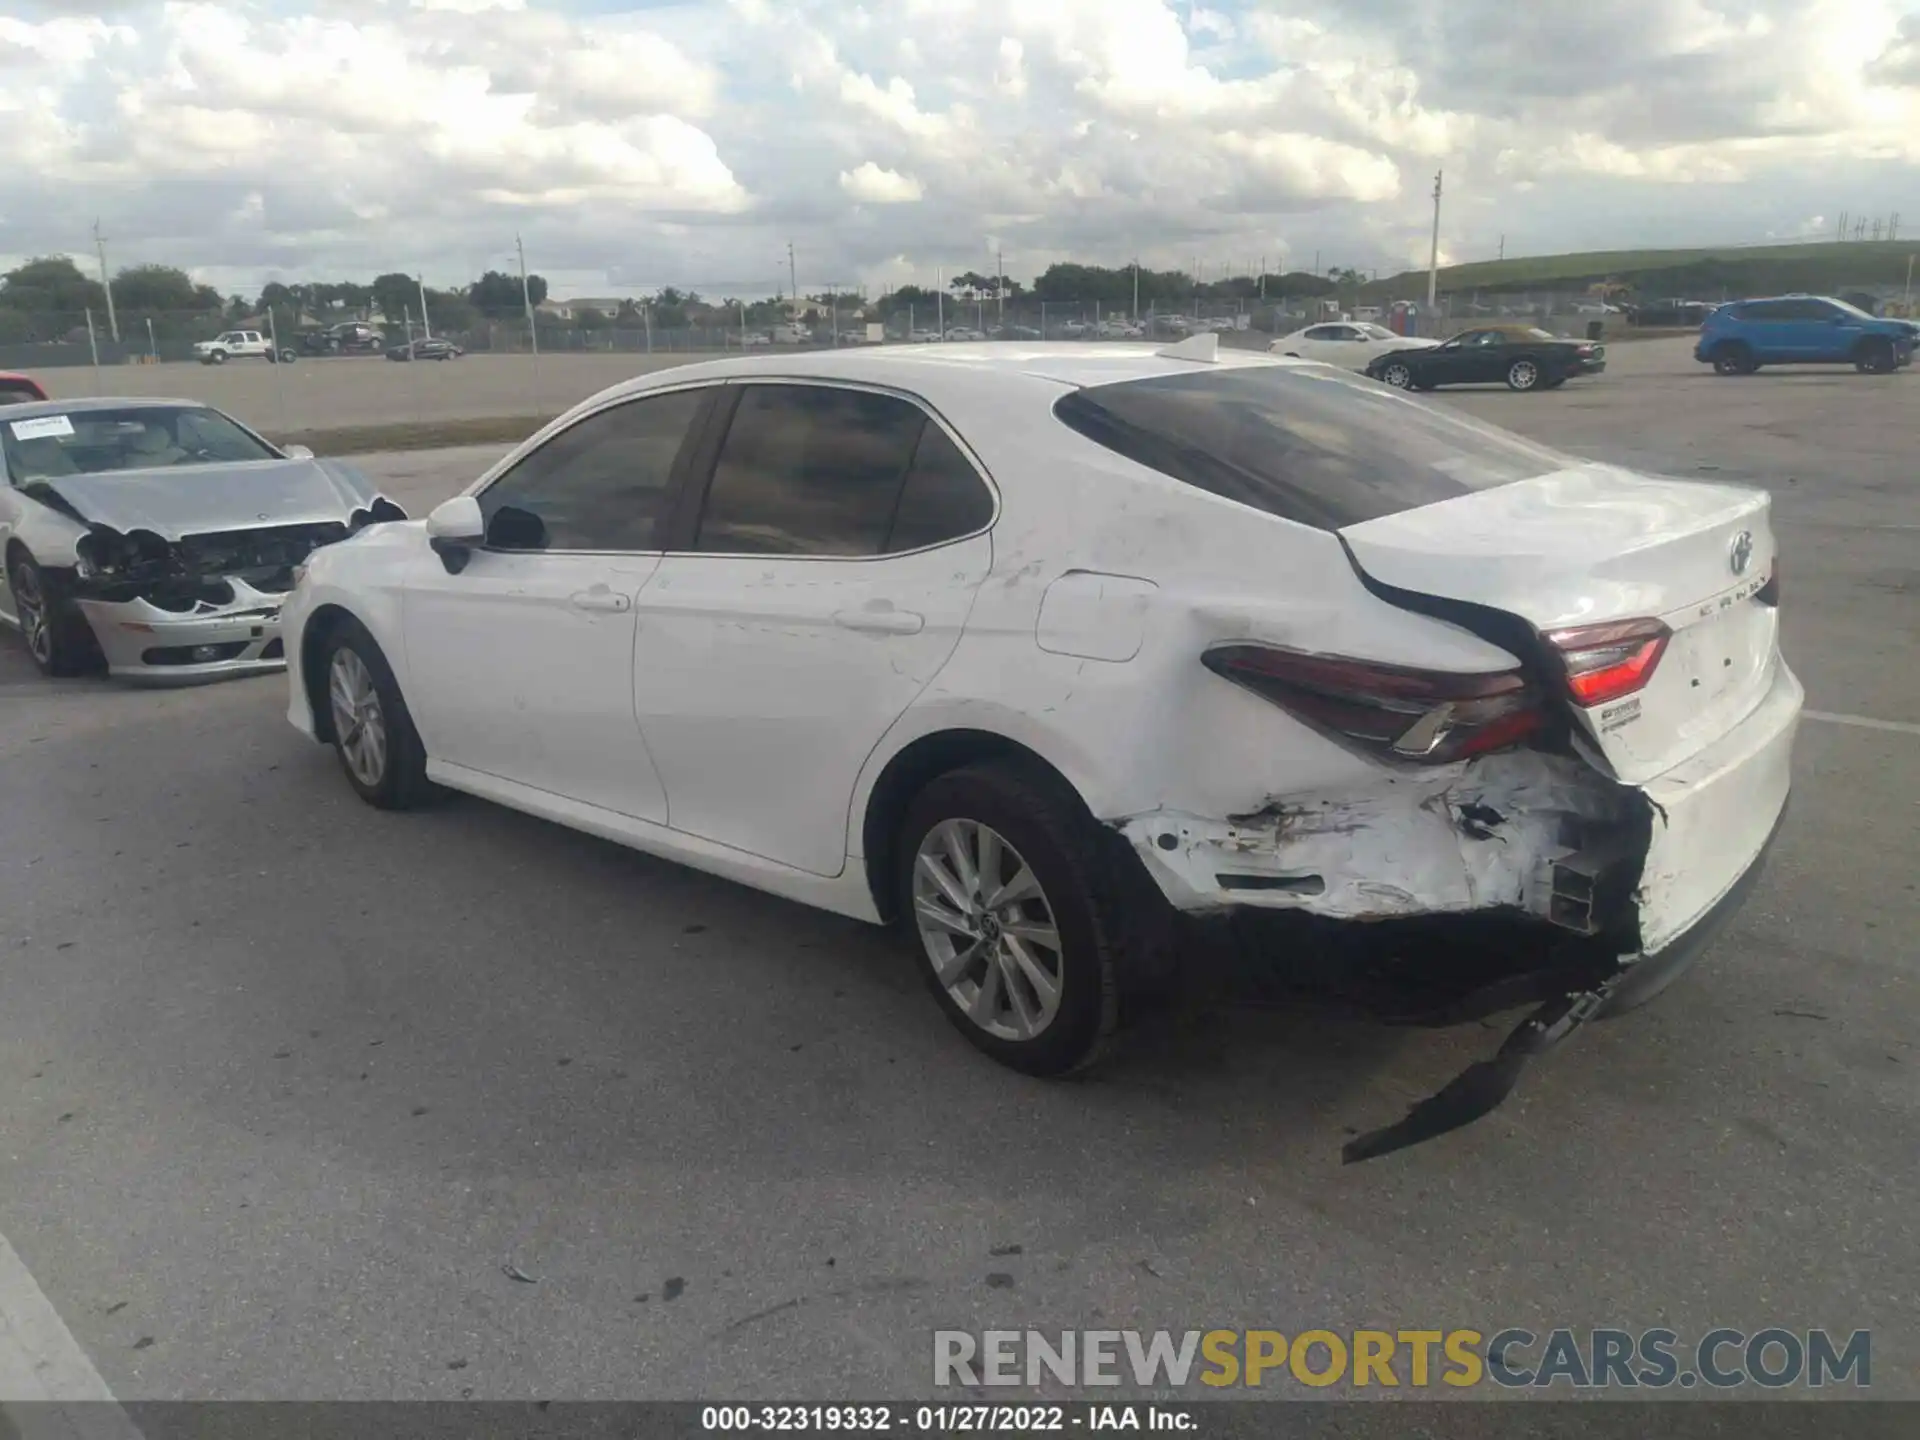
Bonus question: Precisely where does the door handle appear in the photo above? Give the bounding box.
[570,590,632,614]
[833,608,924,635]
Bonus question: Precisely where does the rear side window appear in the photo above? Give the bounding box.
[693,384,991,556]
[1052,365,1568,530]
[885,423,995,551]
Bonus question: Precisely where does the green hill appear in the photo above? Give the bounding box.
[1364,240,1917,301]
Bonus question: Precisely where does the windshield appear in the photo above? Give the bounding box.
[1053,362,1570,530]
[3,405,280,481]
[1829,297,1877,320]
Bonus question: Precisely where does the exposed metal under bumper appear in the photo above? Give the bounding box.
[75,578,289,684]
[1340,796,1789,1164]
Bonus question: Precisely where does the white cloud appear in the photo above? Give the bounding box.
[839,162,925,204]
[1,0,1917,298]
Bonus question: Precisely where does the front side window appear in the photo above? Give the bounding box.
[479,387,708,551]
[693,385,927,556]
[1053,363,1569,531]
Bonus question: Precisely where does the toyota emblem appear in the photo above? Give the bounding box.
[1729,530,1754,576]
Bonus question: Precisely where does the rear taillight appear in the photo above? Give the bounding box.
[1202,644,1546,764]
[1546,619,1670,707]
[1756,556,1780,606]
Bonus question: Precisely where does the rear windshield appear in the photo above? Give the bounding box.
[1051,364,1569,530]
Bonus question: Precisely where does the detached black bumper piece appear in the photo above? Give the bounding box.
[1342,799,1788,1164]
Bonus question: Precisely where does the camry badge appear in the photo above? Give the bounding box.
[1729,530,1754,576]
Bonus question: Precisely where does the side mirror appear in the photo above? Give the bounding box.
[426,495,485,573]
[281,443,314,460]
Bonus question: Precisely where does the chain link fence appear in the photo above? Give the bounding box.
[6,280,1914,374]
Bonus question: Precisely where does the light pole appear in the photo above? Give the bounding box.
[92,220,120,343]
[516,233,538,358]
[1132,259,1140,320]
[416,274,432,340]
[1426,169,1444,311]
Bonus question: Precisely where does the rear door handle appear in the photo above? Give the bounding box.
[833,608,924,635]
[570,590,632,614]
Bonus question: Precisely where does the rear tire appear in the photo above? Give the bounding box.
[1505,358,1541,391]
[317,619,433,810]
[1711,342,1756,375]
[894,762,1171,1077]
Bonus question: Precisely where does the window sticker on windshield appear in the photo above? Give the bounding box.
[8,414,75,441]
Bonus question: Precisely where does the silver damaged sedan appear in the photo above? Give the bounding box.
[1,397,406,682]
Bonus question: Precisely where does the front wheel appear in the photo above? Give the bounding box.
[896,762,1171,1076]
[7,553,96,677]
[1854,340,1895,374]
[1506,358,1541,390]
[1379,361,1415,388]
[204,350,227,365]
[319,622,432,810]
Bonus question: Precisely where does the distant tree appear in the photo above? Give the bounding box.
[371,272,422,325]
[1,255,105,314]
[190,284,224,312]
[422,288,476,332]
[111,264,206,312]
[257,281,298,314]
[575,306,611,330]
[466,269,547,315]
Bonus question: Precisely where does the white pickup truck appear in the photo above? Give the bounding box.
[194,331,294,365]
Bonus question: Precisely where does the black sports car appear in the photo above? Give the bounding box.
[384,338,463,362]
[1364,326,1606,392]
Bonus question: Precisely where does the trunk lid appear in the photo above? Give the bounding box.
[1340,463,1779,783]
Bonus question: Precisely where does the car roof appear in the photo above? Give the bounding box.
[599,342,1301,406]
[0,395,213,422]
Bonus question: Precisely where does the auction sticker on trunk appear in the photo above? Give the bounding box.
[9,414,74,440]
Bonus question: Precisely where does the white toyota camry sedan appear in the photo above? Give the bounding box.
[281,336,1799,1159]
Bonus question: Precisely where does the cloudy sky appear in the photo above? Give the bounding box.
[3,0,1919,300]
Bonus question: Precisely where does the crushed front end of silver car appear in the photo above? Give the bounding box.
[29,459,406,683]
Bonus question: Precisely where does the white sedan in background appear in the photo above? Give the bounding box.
[280,336,1798,1161]
[1270,321,1442,370]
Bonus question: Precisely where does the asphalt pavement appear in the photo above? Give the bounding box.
[0,341,1915,1403]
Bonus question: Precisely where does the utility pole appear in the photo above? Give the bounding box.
[1258,254,1266,300]
[516,233,539,359]
[417,274,432,340]
[788,241,798,305]
[1837,211,1848,242]
[996,248,1005,329]
[1426,169,1443,311]
[92,219,119,343]
[1498,233,1505,261]
[1132,259,1140,319]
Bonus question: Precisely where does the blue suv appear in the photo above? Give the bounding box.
[1696,295,1914,375]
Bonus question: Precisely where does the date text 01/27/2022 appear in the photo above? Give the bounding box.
[700,1404,1197,1431]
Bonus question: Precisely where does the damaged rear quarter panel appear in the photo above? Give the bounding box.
[1119,748,1638,922]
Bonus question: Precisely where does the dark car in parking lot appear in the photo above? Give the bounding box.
[301,322,385,355]
[1694,295,1914,375]
[384,338,463,362]
[1365,325,1605,392]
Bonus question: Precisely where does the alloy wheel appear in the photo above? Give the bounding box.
[328,646,388,788]
[1508,360,1539,389]
[12,564,50,665]
[1382,363,1413,388]
[913,818,1066,1043]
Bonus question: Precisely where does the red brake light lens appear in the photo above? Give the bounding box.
[1547,619,1671,707]
[1202,645,1546,764]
